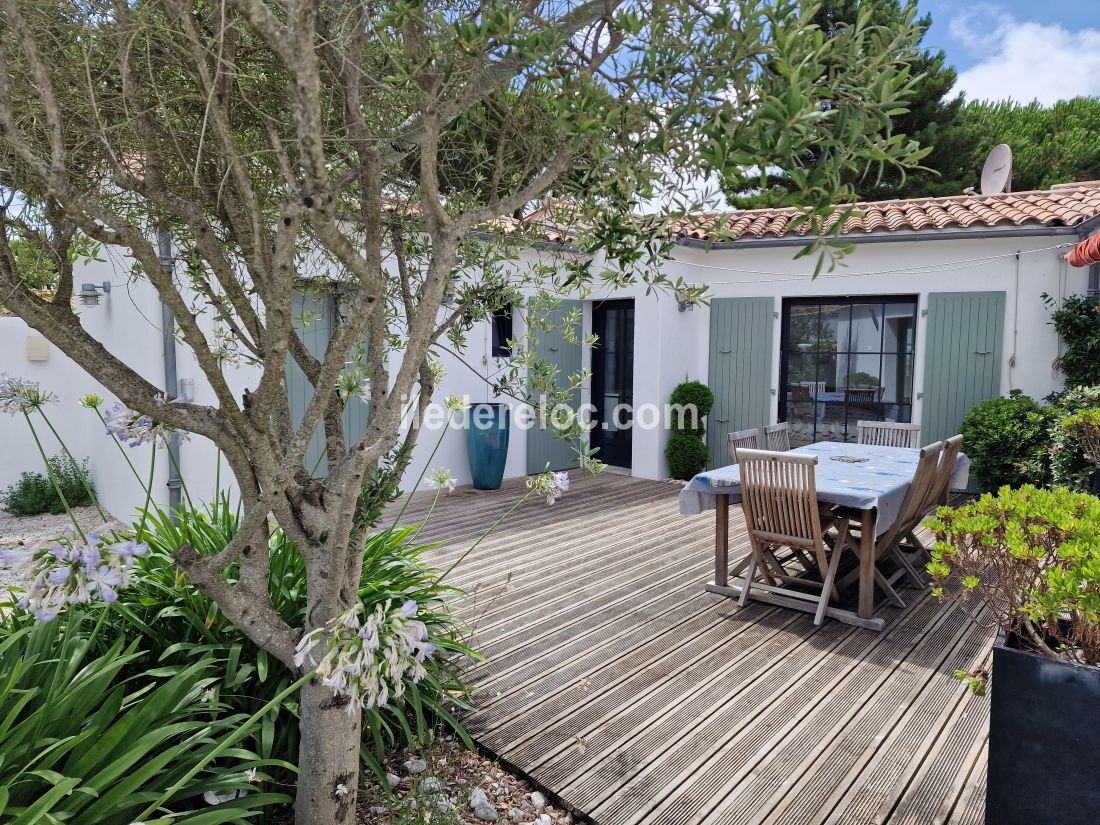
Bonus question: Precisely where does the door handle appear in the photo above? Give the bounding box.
[549,346,558,352]
[719,348,732,354]
[715,417,729,423]
[973,350,991,355]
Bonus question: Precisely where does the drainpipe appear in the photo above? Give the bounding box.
[157,230,182,518]
[1088,263,1099,298]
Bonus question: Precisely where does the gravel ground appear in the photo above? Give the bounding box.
[356,738,578,825]
[0,505,110,590]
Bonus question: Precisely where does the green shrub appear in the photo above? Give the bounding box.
[104,497,473,792]
[666,380,714,479]
[666,430,709,480]
[0,610,287,823]
[846,371,880,387]
[1045,386,1100,492]
[1046,294,1100,388]
[1,454,94,515]
[959,391,1055,489]
[668,380,714,436]
[929,485,1100,668]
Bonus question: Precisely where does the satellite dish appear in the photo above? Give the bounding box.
[980,144,1013,195]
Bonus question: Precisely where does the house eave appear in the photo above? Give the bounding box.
[676,217,1100,251]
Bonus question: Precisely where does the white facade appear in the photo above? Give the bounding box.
[0,228,1088,520]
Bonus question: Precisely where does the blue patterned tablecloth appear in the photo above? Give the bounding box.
[679,441,970,536]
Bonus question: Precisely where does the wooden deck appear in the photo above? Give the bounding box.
[396,472,992,825]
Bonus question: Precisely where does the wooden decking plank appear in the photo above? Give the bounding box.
[502,606,809,768]
[822,623,992,825]
[882,687,990,824]
[468,585,719,713]
[465,529,752,693]
[456,506,728,634]
[427,486,675,583]
[599,591,948,825]
[741,609,984,825]
[474,598,793,753]
[467,549,710,657]
[572,613,864,818]
[433,480,677,568]
[944,744,987,825]
[394,474,991,825]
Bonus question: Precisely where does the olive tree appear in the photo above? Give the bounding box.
[0,1,927,822]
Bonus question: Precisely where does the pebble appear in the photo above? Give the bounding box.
[536,816,552,825]
[385,772,401,788]
[433,795,452,813]
[469,787,490,810]
[474,803,500,822]
[508,808,526,822]
[369,805,386,815]
[530,791,547,808]
[419,776,443,794]
[404,757,428,774]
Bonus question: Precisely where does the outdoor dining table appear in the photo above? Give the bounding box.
[679,440,970,630]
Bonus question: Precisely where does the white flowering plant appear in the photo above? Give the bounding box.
[0,531,148,621]
[294,598,436,716]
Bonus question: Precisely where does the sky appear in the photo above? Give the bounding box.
[918,0,1100,105]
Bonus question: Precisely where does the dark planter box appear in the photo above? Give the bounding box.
[987,632,1100,825]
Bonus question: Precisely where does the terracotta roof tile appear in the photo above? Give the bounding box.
[664,181,1100,242]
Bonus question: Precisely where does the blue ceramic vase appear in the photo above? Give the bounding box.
[466,402,510,490]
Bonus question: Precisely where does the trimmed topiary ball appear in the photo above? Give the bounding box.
[666,430,709,480]
[669,380,715,436]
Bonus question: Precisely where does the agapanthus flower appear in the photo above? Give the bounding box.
[428,358,447,385]
[526,470,570,505]
[444,395,468,413]
[0,374,56,414]
[425,467,457,492]
[78,392,104,409]
[103,400,190,448]
[293,598,435,716]
[1,534,148,621]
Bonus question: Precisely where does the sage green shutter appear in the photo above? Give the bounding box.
[288,292,332,473]
[526,300,582,473]
[921,291,1006,446]
[286,291,370,475]
[706,297,774,469]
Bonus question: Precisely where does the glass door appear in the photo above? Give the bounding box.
[780,296,917,446]
[590,299,635,468]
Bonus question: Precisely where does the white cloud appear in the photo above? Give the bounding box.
[950,6,1100,104]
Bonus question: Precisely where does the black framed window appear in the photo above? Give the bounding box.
[491,307,513,358]
[779,296,918,446]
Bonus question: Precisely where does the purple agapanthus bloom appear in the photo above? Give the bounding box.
[0,534,146,621]
[103,400,190,448]
[0,373,55,415]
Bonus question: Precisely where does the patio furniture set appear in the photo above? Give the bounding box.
[681,421,969,631]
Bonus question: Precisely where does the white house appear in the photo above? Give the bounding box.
[2,181,1098,519]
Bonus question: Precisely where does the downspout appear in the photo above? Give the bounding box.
[1088,262,1099,298]
[157,230,182,518]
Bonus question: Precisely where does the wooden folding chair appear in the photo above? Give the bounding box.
[856,420,922,448]
[840,441,943,608]
[900,434,964,560]
[764,422,791,452]
[727,428,760,464]
[736,449,853,625]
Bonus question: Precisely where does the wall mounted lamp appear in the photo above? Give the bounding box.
[78,282,112,306]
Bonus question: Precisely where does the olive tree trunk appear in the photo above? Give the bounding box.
[295,679,362,825]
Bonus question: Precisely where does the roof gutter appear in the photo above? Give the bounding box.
[677,218,1100,252]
